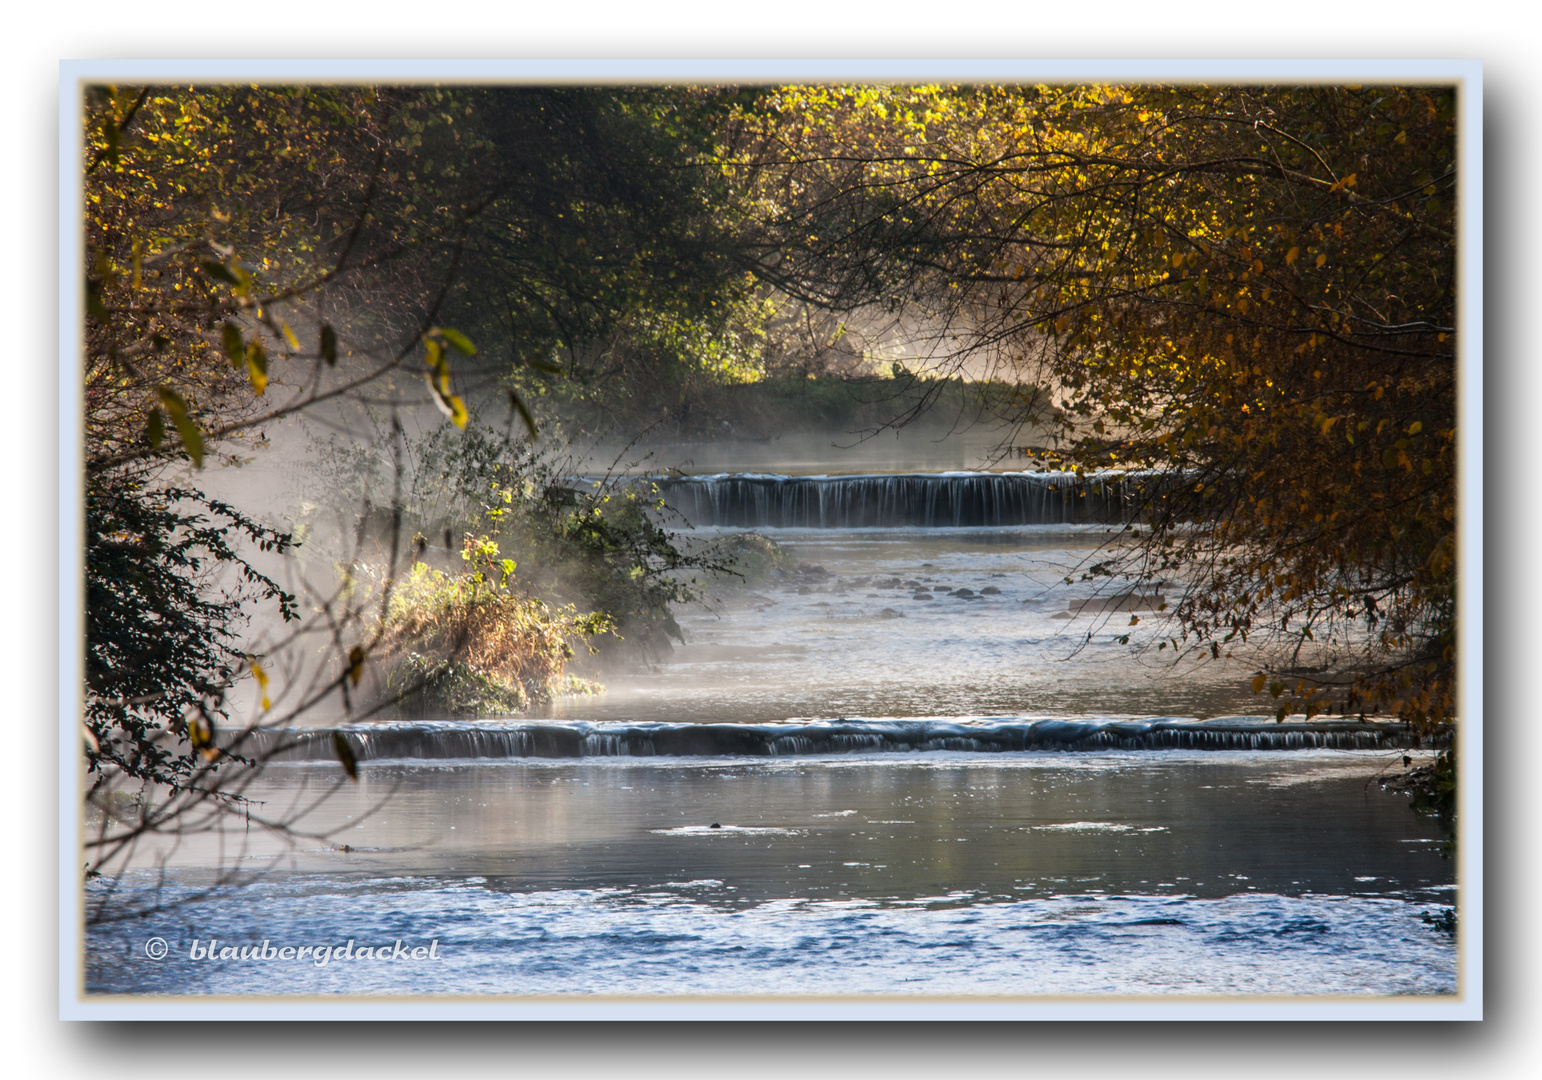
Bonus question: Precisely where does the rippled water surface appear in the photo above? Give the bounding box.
[86,752,1456,996]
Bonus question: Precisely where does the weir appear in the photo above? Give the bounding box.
[237,717,1436,763]
[652,471,1143,528]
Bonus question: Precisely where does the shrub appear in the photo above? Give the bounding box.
[375,542,613,716]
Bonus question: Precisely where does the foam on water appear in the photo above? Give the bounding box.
[85,873,1457,997]
[240,716,1436,763]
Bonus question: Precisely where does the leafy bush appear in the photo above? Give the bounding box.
[305,421,729,665]
[375,548,613,716]
[85,469,298,792]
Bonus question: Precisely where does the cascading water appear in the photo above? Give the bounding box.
[241,717,1436,762]
[653,470,1139,528]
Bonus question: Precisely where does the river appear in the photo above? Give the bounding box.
[83,468,1458,1000]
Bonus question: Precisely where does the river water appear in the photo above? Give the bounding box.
[83,470,1458,999]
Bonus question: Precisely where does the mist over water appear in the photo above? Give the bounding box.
[587,423,1027,477]
[548,524,1259,725]
[88,424,1458,999]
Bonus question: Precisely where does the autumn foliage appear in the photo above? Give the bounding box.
[724,84,1458,729]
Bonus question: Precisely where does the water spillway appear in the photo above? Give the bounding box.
[653,471,1140,528]
[235,717,1436,763]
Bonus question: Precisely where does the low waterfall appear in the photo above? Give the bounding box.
[234,717,1437,763]
[653,471,1142,528]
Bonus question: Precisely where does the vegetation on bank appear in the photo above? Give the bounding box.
[374,541,611,717]
[305,421,731,674]
[539,370,1049,444]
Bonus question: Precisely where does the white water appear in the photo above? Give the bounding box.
[552,524,1264,723]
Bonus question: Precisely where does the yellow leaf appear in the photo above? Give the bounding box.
[1285,247,1299,266]
[246,341,268,396]
[1314,252,1327,268]
[1252,673,1267,694]
[187,710,219,761]
[348,646,365,687]
[279,321,300,350]
[249,658,271,711]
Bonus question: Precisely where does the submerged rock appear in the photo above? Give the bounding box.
[1070,591,1167,614]
[980,586,1001,595]
[912,593,935,601]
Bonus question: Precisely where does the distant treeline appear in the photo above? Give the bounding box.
[533,372,1050,443]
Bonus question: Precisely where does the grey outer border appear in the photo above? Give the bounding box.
[58,58,1483,1021]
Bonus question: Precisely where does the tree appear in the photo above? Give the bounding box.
[438,86,769,430]
[79,82,759,898]
[80,82,502,895]
[720,83,1458,732]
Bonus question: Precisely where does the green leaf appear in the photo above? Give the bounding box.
[101,121,121,167]
[200,259,239,285]
[522,355,564,375]
[156,386,204,468]
[146,407,164,449]
[320,324,338,365]
[172,414,205,468]
[85,278,109,323]
[508,388,537,439]
[222,322,244,368]
[331,731,359,782]
[436,327,477,355]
